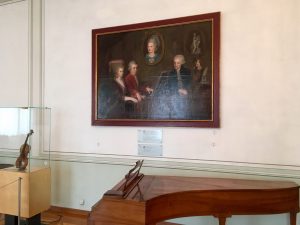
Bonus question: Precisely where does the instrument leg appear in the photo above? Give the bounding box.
[290,212,297,225]
[218,216,227,225]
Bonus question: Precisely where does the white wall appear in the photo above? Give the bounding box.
[43,0,300,167]
[0,0,28,106]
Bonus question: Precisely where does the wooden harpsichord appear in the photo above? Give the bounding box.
[88,160,299,225]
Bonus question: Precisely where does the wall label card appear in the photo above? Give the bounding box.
[138,129,162,144]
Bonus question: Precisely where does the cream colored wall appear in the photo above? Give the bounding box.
[0,0,28,106]
[44,0,300,167]
[2,0,300,167]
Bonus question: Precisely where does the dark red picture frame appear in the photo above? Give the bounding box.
[92,12,220,127]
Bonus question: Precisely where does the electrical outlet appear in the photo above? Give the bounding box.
[79,199,85,205]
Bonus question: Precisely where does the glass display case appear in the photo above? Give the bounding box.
[0,107,51,219]
[0,107,51,171]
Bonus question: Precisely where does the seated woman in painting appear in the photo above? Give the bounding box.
[102,60,137,118]
[145,35,160,65]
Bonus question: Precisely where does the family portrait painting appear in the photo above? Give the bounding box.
[92,12,220,127]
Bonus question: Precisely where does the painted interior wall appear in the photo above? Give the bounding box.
[43,0,300,167]
[1,0,300,224]
[0,0,28,106]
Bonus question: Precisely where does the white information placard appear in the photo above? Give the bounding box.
[138,129,162,144]
[138,144,163,157]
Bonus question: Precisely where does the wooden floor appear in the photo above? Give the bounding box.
[0,207,180,225]
[42,207,88,225]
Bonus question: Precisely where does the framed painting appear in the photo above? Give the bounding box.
[92,12,220,127]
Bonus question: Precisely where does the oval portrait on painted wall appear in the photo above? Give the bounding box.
[143,33,164,65]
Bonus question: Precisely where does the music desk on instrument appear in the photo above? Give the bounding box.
[88,163,299,225]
